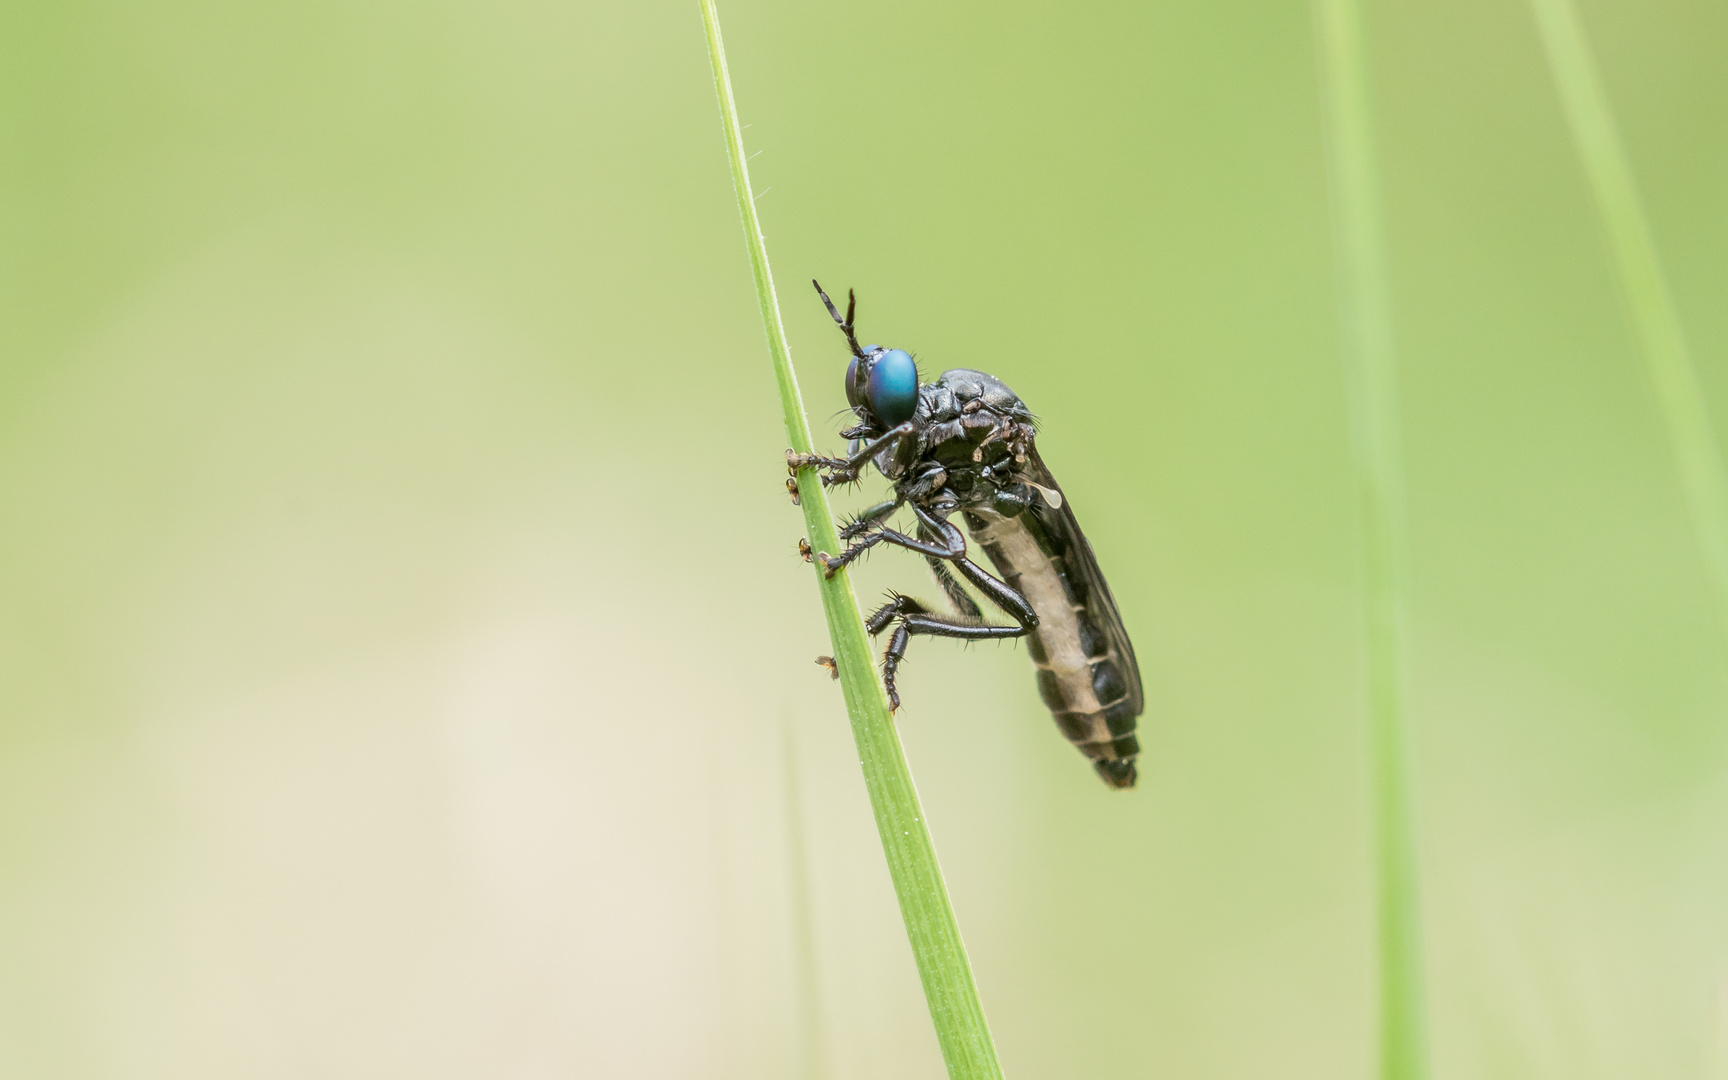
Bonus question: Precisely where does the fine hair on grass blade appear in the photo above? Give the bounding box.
[697,3,1006,1077]
[1312,1,1430,1078]
[1528,0,1728,620]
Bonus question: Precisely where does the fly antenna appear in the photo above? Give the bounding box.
[813,279,865,360]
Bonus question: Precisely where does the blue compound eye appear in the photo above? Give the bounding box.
[867,349,918,425]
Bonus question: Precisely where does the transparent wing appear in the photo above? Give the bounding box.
[1022,446,1144,717]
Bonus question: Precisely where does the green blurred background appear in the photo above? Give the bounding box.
[3,0,1726,1076]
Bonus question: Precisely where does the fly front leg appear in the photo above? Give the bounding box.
[786,448,850,473]
[787,422,915,487]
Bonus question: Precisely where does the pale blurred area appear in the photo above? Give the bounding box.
[3,1,1728,1077]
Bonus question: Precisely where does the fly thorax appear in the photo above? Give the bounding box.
[922,383,958,422]
[873,428,923,479]
[900,462,948,501]
[987,481,1032,517]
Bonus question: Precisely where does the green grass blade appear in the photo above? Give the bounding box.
[1311,2,1430,1078]
[1529,0,1728,613]
[698,4,1005,1076]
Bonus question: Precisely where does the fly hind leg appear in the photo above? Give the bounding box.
[854,531,975,637]
[870,580,1035,711]
[861,506,1039,711]
[861,554,980,711]
[923,549,983,620]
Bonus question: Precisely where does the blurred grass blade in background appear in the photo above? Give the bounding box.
[782,721,827,1080]
[1529,0,1728,617]
[698,3,1006,1076]
[1312,1,1430,1077]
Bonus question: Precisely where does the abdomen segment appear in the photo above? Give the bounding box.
[966,508,1141,788]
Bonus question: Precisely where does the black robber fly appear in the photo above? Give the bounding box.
[789,282,1143,788]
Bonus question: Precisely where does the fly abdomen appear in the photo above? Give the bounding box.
[967,507,1141,788]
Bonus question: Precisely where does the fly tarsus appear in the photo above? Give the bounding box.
[786,449,859,487]
[840,498,903,540]
[866,593,926,636]
[814,543,868,579]
[786,448,839,470]
[819,518,959,579]
[882,624,909,711]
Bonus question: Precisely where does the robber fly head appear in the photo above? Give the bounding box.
[813,280,920,429]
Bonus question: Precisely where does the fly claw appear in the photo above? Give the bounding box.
[797,537,812,562]
[815,655,839,680]
[786,476,801,505]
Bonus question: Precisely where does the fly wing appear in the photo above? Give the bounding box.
[1022,446,1143,717]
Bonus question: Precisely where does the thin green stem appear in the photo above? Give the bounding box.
[1312,2,1429,1078]
[1529,0,1728,615]
[698,4,1004,1077]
